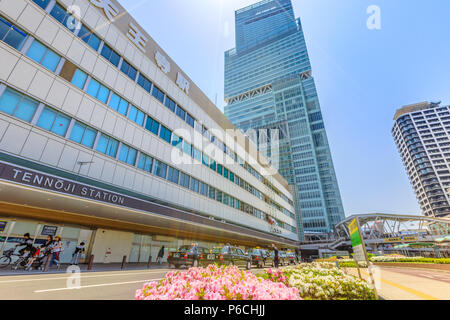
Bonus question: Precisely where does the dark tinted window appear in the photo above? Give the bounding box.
[32,0,51,9]
[137,74,152,93]
[152,85,165,103]
[100,43,120,67]
[120,59,137,81]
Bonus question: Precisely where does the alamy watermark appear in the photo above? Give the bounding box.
[367,5,381,30]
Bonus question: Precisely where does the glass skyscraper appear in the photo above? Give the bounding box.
[224,0,345,238]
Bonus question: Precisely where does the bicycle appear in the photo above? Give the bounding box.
[0,248,21,269]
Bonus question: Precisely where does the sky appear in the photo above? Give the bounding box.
[120,0,450,217]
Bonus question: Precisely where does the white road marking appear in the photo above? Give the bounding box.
[0,270,172,284]
[34,278,164,293]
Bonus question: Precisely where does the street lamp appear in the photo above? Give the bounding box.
[76,161,94,178]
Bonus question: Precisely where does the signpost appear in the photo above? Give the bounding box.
[348,218,379,300]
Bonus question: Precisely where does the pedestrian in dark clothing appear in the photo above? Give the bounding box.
[156,246,165,264]
[272,244,279,268]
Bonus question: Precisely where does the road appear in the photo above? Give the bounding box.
[0,266,448,300]
[0,268,172,300]
[345,266,450,300]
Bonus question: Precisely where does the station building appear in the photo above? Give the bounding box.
[0,0,299,264]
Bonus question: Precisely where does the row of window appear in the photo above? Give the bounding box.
[30,0,295,205]
[4,6,294,213]
[0,85,297,234]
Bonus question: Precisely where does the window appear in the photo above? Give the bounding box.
[176,106,186,120]
[312,122,324,131]
[202,154,210,167]
[208,186,216,199]
[120,59,137,81]
[100,43,121,67]
[210,160,216,171]
[171,134,183,150]
[96,134,119,158]
[309,111,322,122]
[119,144,137,166]
[71,69,88,89]
[26,40,61,72]
[217,164,223,175]
[164,97,176,112]
[199,182,208,196]
[87,79,110,104]
[145,116,160,135]
[186,114,195,128]
[183,141,192,156]
[223,168,229,179]
[108,93,129,116]
[190,178,199,193]
[0,88,38,122]
[159,126,171,143]
[0,16,28,50]
[69,121,97,148]
[229,171,235,183]
[223,194,229,206]
[137,74,152,93]
[50,3,80,33]
[152,86,165,103]
[78,24,101,51]
[179,172,190,188]
[167,167,180,184]
[127,105,145,126]
[137,154,153,173]
[32,0,51,9]
[193,148,201,162]
[37,107,70,136]
[216,191,223,203]
[153,160,167,178]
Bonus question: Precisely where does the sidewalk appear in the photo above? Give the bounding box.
[344,266,450,300]
[0,262,171,276]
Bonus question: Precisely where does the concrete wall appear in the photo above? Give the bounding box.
[91,228,133,263]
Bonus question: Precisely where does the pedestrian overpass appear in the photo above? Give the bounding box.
[300,214,450,255]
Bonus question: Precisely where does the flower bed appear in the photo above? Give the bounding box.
[260,262,376,300]
[135,265,301,300]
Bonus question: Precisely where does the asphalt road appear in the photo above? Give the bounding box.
[0,268,172,300]
[0,266,448,300]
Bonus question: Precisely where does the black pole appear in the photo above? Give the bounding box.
[121,255,127,270]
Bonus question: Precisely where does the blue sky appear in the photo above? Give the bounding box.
[120,0,450,217]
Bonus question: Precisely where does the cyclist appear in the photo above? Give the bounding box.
[15,233,35,257]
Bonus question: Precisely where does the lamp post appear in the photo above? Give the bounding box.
[76,161,94,177]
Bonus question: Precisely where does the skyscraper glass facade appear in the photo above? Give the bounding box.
[225,0,345,238]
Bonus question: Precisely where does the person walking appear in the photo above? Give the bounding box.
[272,244,279,268]
[156,245,165,264]
[49,236,63,269]
[71,242,86,265]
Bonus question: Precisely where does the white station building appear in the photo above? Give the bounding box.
[0,0,299,264]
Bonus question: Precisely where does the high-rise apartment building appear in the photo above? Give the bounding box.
[393,102,450,218]
[224,0,345,237]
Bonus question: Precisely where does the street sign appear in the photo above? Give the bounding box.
[41,225,58,236]
[0,221,7,232]
[348,219,365,262]
[347,218,379,300]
